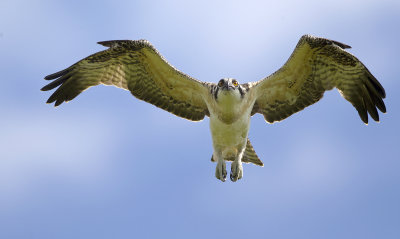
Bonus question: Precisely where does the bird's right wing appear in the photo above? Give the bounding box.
[42,40,214,121]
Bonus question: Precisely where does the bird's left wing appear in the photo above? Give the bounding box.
[249,35,386,124]
[42,40,213,121]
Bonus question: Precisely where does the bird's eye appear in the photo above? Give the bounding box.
[218,80,224,87]
[232,80,238,87]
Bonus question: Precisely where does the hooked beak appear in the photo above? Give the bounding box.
[221,82,235,91]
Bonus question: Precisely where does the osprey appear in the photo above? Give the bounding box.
[42,35,386,182]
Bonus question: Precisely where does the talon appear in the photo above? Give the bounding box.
[230,171,237,182]
[230,160,243,182]
[215,159,227,182]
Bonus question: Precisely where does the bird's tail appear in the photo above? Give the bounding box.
[211,138,264,166]
[242,138,264,166]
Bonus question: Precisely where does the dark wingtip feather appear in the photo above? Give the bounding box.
[331,40,351,49]
[363,85,381,122]
[41,77,69,91]
[44,68,70,80]
[365,101,379,122]
[369,108,380,122]
[55,99,64,107]
[43,67,72,105]
[46,95,56,104]
[355,105,369,125]
[367,75,386,99]
[375,94,386,113]
[97,40,116,47]
[97,40,132,48]
[377,100,386,113]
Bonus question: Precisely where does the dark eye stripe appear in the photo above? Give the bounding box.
[214,85,219,99]
[238,86,245,97]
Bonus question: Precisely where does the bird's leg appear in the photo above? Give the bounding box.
[230,153,243,182]
[214,154,227,182]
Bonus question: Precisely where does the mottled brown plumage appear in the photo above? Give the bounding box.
[42,40,212,121]
[42,35,386,181]
[250,35,386,124]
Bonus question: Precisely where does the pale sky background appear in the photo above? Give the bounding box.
[1,0,399,238]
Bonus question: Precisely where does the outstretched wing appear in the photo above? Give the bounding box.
[250,35,386,124]
[42,40,213,121]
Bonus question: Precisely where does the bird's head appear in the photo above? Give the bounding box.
[218,78,239,91]
[214,78,245,99]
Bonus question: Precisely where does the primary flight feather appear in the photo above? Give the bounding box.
[42,35,386,182]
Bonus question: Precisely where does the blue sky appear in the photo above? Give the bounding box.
[1,0,399,238]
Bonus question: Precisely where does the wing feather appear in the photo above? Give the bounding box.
[42,40,212,121]
[250,35,386,124]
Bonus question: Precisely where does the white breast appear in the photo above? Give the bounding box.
[210,113,250,157]
[207,90,254,160]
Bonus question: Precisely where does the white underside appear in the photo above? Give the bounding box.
[209,113,250,160]
[206,89,254,181]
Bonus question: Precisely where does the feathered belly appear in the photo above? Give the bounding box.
[209,114,250,158]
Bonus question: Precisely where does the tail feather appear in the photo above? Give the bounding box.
[210,138,264,167]
[242,138,264,166]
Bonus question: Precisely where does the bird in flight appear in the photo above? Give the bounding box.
[42,35,386,182]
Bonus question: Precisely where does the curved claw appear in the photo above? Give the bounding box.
[215,160,227,182]
[230,160,243,182]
